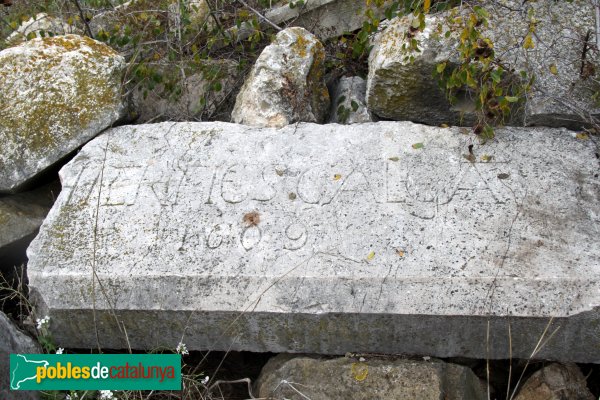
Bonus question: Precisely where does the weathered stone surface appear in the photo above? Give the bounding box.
[255,355,486,400]
[132,60,240,122]
[0,182,60,294]
[231,27,329,127]
[328,76,374,124]
[265,0,389,40]
[229,0,391,43]
[27,121,600,361]
[0,34,125,193]
[367,1,600,128]
[4,13,78,47]
[514,363,594,400]
[0,312,41,399]
[0,182,60,252]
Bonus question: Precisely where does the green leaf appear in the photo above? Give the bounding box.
[473,6,489,19]
[436,62,446,74]
[505,96,519,102]
[491,69,502,83]
[350,100,359,111]
[412,142,424,149]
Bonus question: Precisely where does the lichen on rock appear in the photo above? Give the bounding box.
[231,27,330,128]
[0,34,126,193]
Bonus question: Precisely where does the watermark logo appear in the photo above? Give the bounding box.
[10,354,181,390]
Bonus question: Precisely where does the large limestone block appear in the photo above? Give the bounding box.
[367,1,600,129]
[0,312,41,399]
[0,35,125,193]
[231,27,330,127]
[255,355,486,400]
[27,121,600,361]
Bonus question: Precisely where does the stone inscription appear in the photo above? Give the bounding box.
[62,143,517,264]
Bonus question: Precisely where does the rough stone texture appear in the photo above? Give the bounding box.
[0,182,59,251]
[0,182,60,290]
[231,27,330,127]
[0,34,126,193]
[27,121,600,362]
[367,0,600,129]
[132,60,240,122]
[4,13,78,47]
[514,363,594,400]
[0,312,41,399]
[328,76,374,124]
[229,0,391,43]
[265,0,389,40]
[255,355,486,400]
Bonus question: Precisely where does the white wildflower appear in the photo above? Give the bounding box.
[99,390,114,400]
[176,342,189,355]
[201,375,209,385]
[56,348,64,354]
[36,315,50,330]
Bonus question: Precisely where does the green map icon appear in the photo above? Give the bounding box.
[10,354,49,390]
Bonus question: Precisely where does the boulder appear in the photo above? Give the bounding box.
[0,312,41,400]
[0,34,126,193]
[229,0,392,44]
[255,355,486,400]
[367,0,600,129]
[0,182,60,298]
[514,363,594,400]
[4,13,77,46]
[264,0,390,40]
[328,76,374,124]
[132,59,240,122]
[27,121,600,362]
[231,27,329,127]
[0,182,60,253]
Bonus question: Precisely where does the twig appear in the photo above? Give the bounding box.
[236,0,282,31]
[71,0,95,39]
[593,0,600,50]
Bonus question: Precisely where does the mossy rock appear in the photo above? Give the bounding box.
[0,34,125,193]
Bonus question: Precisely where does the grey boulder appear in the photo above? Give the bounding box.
[514,363,594,400]
[0,34,125,193]
[0,312,41,400]
[255,355,486,400]
[367,0,600,129]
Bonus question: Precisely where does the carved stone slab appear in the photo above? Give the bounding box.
[27,122,600,361]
